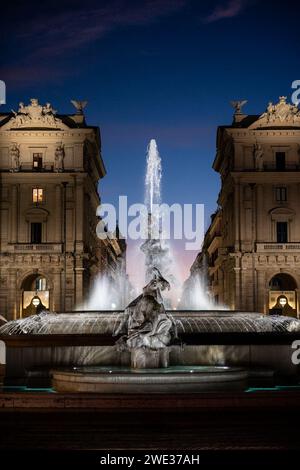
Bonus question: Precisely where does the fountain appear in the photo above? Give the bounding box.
[50,267,300,393]
[180,259,218,310]
[1,296,300,391]
[0,139,300,392]
[141,139,177,295]
[81,265,132,311]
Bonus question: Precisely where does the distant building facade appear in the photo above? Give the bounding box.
[190,97,300,317]
[0,99,126,319]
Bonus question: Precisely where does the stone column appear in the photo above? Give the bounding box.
[11,185,18,243]
[256,184,264,243]
[74,143,84,172]
[55,184,62,243]
[295,288,300,319]
[234,182,241,251]
[235,270,241,310]
[53,269,62,311]
[241,184,253,250]
[242,266,255,311]
[256,269,266,313]
[218,268,225,306]
[251,184,256,249]
[8,268,17,320]
[75,179,84,253]
[75,266,84,307]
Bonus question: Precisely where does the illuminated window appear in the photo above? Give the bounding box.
[33,153,43,170]
[32,188,43,203]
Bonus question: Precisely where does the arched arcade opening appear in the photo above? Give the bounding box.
[21,274,50,317]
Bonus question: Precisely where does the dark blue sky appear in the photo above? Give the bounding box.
[1,0,300,281]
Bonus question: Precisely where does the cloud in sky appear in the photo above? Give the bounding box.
[202,0,249,23]
[15,0,188,58]
[0,0,188,87]
[1,0,256,88]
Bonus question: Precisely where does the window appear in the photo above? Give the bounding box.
[33,153,43,170]
[276,222,288,243]
[275,187,287,202]
[32,188,43,203]
[276,152,286,170]
[36,277,47,291]
[31,223,42,244]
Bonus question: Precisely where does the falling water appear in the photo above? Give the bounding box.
[1,310,300,335]
[74,138,220,311]
[141,140,179,302]
[180,271,216,310]
[79,270,134,311]
[78,138,170,310]
[145,139,162,212]
[179,255,225,310]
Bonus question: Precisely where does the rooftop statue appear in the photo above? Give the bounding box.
[10,98,62,128]
[253,96,300,127]
[230,100,248,115]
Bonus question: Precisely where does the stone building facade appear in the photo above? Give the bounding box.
[0,99,126,319]
[191,97,300,317]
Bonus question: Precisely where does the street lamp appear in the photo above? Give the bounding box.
[32,297,40,307]
[279,297,287,308]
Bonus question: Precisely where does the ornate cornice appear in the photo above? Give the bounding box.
[1,99,69,131]
[249,96,300,129]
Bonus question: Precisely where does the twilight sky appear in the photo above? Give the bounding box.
[1,0,300,286]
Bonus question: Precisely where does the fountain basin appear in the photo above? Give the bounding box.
[1,310,300,336]
[1,311,300,386]
[51,365,248,393]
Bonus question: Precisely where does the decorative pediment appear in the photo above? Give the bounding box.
[25,207,49,222]
[269,207,295,221]
[250,97,300,128]
[2,99,68,130]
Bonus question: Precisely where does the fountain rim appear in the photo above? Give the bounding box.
[1,310,299,345]
[25,309,278,315]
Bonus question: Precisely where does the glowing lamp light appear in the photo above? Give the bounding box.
[279,297,287,307]
[111,302,116,309]
[32,297,40,307]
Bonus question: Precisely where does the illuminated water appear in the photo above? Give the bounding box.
[1,310,299,335]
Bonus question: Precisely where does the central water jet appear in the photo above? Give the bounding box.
[141,139,177,297]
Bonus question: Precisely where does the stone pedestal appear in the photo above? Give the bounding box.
[131,348,170,369]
